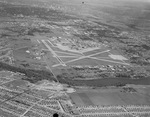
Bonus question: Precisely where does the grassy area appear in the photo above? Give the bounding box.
[0,62,56,83]
[70,87,150,106]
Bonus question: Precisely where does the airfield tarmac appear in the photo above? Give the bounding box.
[31,34,130,72]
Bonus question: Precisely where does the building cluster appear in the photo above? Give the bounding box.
[0,70,72,117]
[50,36,103,51]
[70,39,102,50]
[72,105,150,117]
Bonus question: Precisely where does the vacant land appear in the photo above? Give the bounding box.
[70,87,150,106]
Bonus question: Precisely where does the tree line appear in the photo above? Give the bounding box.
[0,62,56,83]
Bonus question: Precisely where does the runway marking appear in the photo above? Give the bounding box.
[96,57,111,59]
[37,40,40,44]
[86,50,110,57]
[52,49,130,67]
[89,57,130,66]
[52,56,86,67]
[40,39,129,67]
[55,51,82,56]
[58,56,81,58]
[47,40,55,47]
[79,47,101,53]
[52,50,110,67]
[41,40,66,66]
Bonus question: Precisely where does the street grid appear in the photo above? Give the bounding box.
[0,71,150,117]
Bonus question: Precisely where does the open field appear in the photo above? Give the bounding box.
[69,86,150,117]
[13,47,46,69]
[70,87,150,106]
